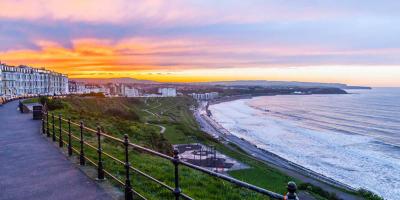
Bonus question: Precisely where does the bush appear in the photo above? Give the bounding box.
[38,96,64,111]
[39,96,49,105]
[357,188,383,200]
[47,99,64,110]
[79,92,105,98]
[298,183,340,200]
[104,108,140,121]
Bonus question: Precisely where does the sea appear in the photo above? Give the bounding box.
[209,88,400,199]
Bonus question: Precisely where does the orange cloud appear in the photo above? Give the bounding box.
[1,36,400,86]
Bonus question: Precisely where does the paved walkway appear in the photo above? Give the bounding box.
[0,101,112,200]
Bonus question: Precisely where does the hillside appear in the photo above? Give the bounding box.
[44,97,295,199]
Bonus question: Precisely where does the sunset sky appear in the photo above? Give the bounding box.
[0,0,399,86]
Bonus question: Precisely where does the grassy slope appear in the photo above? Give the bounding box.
[46,97,278,200]
[46,96,364,200]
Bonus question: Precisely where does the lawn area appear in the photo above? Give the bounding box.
[22,98,39,104]
[162,124,194,144]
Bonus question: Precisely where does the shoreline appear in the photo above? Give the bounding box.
[195,98,362,200]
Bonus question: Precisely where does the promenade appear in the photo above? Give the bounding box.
[0,101,111,200]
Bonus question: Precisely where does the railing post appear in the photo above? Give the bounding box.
[79,121,85,166]
[213,146,217,172]
[46,111,50,137]
[96,125,105,180]
[58,114,63,147]
[124,134,133,200]
[52,113,56,142]
[285,181,299,200]
[67,118,72,156]
[173,149,181,200]
[42,110,45,134]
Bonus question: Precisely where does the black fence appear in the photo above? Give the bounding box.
[41,109,298,200]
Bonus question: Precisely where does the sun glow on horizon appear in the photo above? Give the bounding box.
[3,57,399,87]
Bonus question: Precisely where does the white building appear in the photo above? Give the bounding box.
[68,81,86,94]
[190,92,218,100]
[123,87,140,97]
[0,63,68,98]
[86,87,101,93]
[99,86,110,94]
[158,88,177,97]
[82,85,110,94]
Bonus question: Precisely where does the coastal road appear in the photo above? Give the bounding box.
[0,101,112,200]
[195,104,362,200]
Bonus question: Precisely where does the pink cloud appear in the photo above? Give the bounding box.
[0,0,345,26]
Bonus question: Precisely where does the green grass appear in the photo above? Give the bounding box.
[22,98,39,104]
[162,124,191,144]
[229,168,291,193]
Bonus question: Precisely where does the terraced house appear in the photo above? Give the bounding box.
[0,63,68,98]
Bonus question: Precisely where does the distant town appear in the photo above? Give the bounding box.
[68,79,220,100]
[1,62,369,103]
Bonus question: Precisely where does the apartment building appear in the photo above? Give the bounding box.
[190,92,219,100]
[123,87,140,97]
[68,80,86,94]
[0,63,68,98]
[158,88,177,97]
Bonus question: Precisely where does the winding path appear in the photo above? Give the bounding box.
[153,124,166,133]
[0,101,111,200]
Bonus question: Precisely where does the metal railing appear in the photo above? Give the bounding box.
[41,110,298,200]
